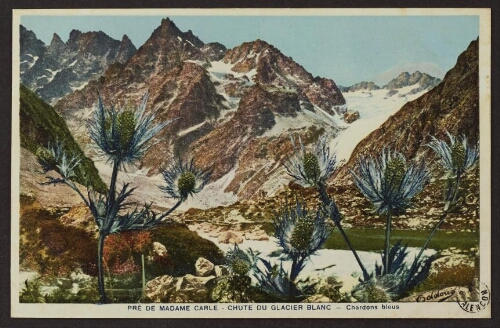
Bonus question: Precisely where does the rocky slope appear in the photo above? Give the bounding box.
[20,25,137,104]
[19,84,105,192]
[337,39,478,178]
[339,81,380,93]
[383,71,441,97]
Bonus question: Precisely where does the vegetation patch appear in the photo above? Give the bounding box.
[323,228,479,252]
[149,224,224,277]
[19,84,106,192]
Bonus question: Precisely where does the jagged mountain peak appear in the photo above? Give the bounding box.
[223,39,277,67]
[384,71,441,90]
[147,17,204,47]
[20,25,137,104]
[120,34,132,44]
[67,29,83,46]
[20,25,45,57]
[48,33,66,50]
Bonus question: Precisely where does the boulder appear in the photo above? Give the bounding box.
[171,274,216,303]
[244,229,270,241]
[145,275,177,303]
[195,257,215,277]
[214,265,230,277]
[59,204,95,233]
[343,110,360,123]
[152,242,168,259]
[218,231,244,244]
[145,274,216,303]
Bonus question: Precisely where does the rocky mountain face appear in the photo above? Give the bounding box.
[383,71,441,97]
[53,18,347,200]
[339,71,440,97]
[222,40,345,113]
[339,81,380,93]
[20,25,137,104]
[336,39,479,180]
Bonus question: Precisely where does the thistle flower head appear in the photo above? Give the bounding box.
[36,141,81,180]
[284,134,337,187]
[427,131,479,176]
[225,245,252,276]
[274,199,332,259]
[160,157,212,201]
[351,275,402,302]
[350,149,430,215]
[88,92,167,164]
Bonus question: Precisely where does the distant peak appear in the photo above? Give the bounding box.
[149,17,182,40]
[121,34,133,45]
[50,33,64,45]
[69,29,82,41]
[160,17,176,28]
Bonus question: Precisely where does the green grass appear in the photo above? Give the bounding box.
[323,228,479,252]
[255,221,478,252]
[19,84,106,192]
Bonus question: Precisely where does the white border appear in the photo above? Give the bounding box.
[11,8,492,319]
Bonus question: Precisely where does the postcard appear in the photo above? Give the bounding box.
[11,8,491,318]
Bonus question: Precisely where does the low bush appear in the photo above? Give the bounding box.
[149,223,224,277]
[410,262,476,293]
[20,206,98,276]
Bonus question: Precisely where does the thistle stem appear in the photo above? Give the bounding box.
[384,211,393,275]
[451,174,462,207]
[63,180,89,207]
[335,222,370,281]
[97,232,108,304]
[407,173,461,284]
[106,159,121,212]
[156,199,183,223]
[317,181,370,281]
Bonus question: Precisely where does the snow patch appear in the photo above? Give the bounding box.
[331,87,428,162]
[70,81,89,91]
[177,121,206,137]
[197,231,437,293]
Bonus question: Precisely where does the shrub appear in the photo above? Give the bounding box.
[19,207,98,276]
[411,262,476,293]
[149,224,224,278]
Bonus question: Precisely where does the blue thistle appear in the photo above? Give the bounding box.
[274,199,332,260]
[272,199,332,297]
[87,92,167,165]
[160,157,212,201]
[427,131,479,177]
[36,141,81,180]
[350,149,430,215]
[351,149,430,275]
[284,135,337,187]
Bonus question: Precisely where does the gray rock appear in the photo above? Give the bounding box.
[195,257,215,277]
[146,274,216,303]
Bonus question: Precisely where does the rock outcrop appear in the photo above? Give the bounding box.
[20,25,136,104]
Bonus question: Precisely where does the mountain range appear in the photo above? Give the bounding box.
[339,71,441,97]
[43,18,347,199]
[20,25,137,104]
[19,18,478,205]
